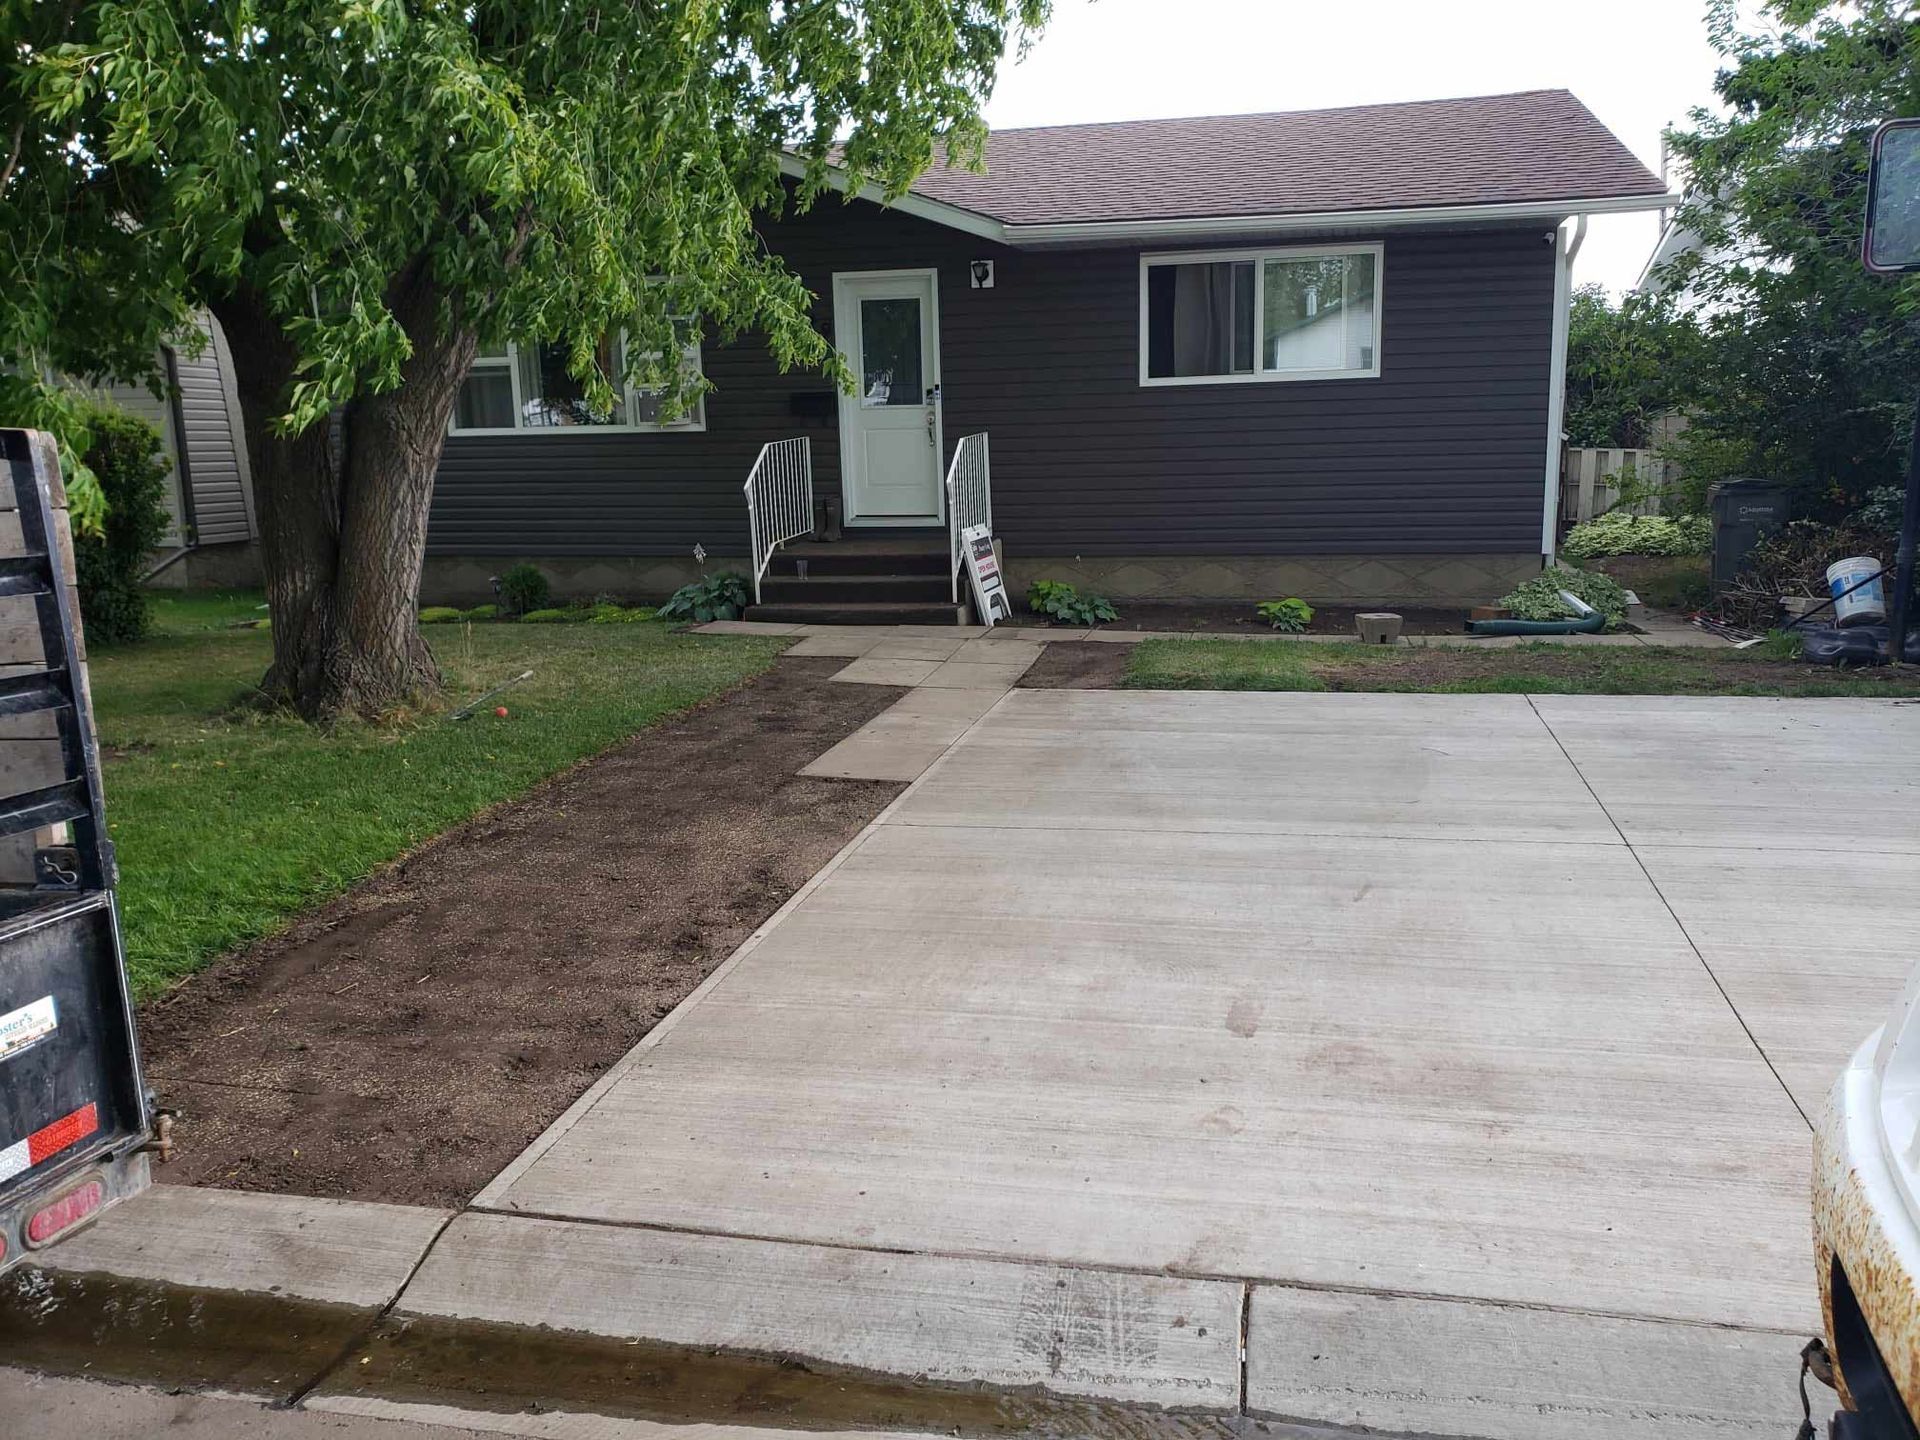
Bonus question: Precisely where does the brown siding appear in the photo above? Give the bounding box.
[427,199,1556,559]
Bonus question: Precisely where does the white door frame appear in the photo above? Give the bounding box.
[831,268,945,528]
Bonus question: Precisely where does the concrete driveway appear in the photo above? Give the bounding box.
[419,689,1918,1439]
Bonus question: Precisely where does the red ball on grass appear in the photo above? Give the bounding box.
[494,706,509,718]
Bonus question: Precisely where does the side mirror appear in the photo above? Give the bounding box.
[1863,118,1920,274]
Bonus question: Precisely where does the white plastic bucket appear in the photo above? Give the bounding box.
[1827,556,1887,626]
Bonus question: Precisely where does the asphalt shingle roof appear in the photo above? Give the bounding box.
[906,90,1665,226]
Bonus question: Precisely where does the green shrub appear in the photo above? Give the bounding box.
[74,404,171,645]
[518,607,575,623]
[1498,566,1632,627]
[1026,579,1118,626]
[1561,512,1710,561]
[658,573,749,623]
[586,603,656,623]
[419,606,464,624]
[497,561,551,615]
[1256,598,1314,632]
[461,604,502,622]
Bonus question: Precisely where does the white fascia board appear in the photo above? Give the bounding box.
[1003,192,1681,247]
[780,154,1679,250]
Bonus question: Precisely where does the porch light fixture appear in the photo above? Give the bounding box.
[969,260,995,289]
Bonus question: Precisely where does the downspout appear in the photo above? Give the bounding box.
[1539,215,1586,566]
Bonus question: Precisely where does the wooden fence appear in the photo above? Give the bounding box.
[1559,447,1669,528]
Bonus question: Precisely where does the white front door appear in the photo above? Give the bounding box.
[834,271,943,526]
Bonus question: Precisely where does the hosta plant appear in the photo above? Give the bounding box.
[1027,580,1119,626]
[658,573,750,623]
[1256,598,1314,632]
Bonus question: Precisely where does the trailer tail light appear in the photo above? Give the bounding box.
[25,1178,103,1248]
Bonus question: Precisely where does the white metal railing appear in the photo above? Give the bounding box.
[743,437,813,605]
[945,433,991,604]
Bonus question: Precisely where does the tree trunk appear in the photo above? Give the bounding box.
[211,278,476,723]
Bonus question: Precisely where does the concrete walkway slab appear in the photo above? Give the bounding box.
[1246,1286,1801,1440]
[689,620,806,636]
[37,1184,449,1308]
[783,633,880,658]
[868,637,968,661]
[403,1212,1242,1410]
[830,655,940,686]
[800,689,1002,781]
[916,657,1033,689]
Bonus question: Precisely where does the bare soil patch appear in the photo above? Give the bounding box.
[1017,643,1136,689]
[1022,601,1468,637]
[139,658,906,1208]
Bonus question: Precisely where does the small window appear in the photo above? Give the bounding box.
[451,330,705,434]
[1141,245,1381,386]
[454,344,515,429]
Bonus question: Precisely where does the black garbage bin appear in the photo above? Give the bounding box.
[1709,478,1792,590]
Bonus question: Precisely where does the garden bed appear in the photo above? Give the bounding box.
[138,657,906,1207]
[1019,601,1467,637]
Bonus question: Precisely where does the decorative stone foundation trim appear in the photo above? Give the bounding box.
[421,555,748,607]
[1001,553,1544,607]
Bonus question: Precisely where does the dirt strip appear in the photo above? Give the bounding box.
[139,658,907,1208]
[1017,642,1136,689]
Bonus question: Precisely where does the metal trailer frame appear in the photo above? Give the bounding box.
[0,429,153,1270]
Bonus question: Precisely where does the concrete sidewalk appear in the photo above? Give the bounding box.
[15,691,1916,1438]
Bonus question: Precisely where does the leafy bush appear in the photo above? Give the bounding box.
[1853,486,1904,538]
[1026,579,1118,626]
[1498,566,1631,627]
[419,606,464,624]
[1256,598,1314,632]
[518,607,575,623]
[658,572,750,623]
[1561,512,1710,561]
[496,562,551,615]
[586,603,657,624]
[461,604,502,622]
[74,405,171,644]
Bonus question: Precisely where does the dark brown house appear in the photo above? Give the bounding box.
[423,89,1670,619]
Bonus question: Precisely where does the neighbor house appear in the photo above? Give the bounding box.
[86,314,262,589]
[414,89,1671,618]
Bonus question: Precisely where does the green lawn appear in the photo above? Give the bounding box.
[94,593,785,999]
[1126,635,1920,697]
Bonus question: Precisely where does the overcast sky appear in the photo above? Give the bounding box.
[982,0,1734,294]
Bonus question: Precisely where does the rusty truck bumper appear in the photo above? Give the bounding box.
[1815,1029,1920,1435]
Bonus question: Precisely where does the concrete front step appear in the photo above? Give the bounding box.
[758,574,951,605]
[748,600,969,626]
[768,544,949,578]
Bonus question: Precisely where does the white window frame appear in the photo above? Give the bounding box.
[449,333,707,436]
[1137,241,1384,388]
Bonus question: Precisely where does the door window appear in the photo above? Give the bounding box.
[859,298,923,407]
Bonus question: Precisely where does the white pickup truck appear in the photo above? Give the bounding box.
[1815,964,1920,1437]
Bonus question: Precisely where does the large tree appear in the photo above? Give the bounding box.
[11,0,1045,719]
[1660,0,1920,519]
[1563,284,1700,452]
